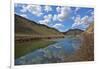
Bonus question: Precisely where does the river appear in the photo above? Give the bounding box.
[15,37,82,65]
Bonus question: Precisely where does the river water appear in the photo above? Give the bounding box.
[15,37,82,65]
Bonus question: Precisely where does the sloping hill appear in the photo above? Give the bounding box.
[15,14,64,58]
[86,23,94,33]
[73,24,94,61]
[63,29,84,35]
[64,23,94,62]
[15,14,63,36]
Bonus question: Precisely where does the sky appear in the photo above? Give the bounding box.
[15,3,94,32]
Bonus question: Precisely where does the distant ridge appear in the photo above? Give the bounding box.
[63,29,84,35]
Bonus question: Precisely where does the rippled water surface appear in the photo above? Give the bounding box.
[15,37,81,65]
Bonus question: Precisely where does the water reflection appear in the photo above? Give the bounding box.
[15,37,81,65]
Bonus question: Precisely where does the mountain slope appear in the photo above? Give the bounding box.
[63,29,84,35]
[86,23,94,33]
[63,23,94,62]
[15,14,63,36]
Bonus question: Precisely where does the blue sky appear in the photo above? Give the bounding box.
[15,3,94,32]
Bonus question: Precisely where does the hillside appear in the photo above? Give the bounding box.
[86,23,94,33]
[63,29,84,35]
[74,23,94,61]
[15,14,64,58]
[15,14,63,36]
[64,23,94,61]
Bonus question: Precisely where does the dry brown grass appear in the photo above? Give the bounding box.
[64,31,94,62]
[74,32,94,61]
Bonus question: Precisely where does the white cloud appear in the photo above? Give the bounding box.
[44,5,52,12]
[53,14,58,21]
[86,10,93,14]
[53,23,64,29]
[88,11,94,23]
[20,14,28,18]
[20,4,43,16]
[57,7,71,22]
[91,11,94,15]
[72,15,81,27]
[81,16,89,24]
[52,23,65,32]
[27,5,43,16]
[74,15,81,24]
[39,14,53,25]
[20,5,27,13]
[88,16,94,23]
[57,14,66,22]
[75,7,80,12]
[74,7,80,14]
[39,20,49,25]
[72,14,94,30]
[49,6,72,22]
[56,7,61,13]
[40,6,71,24]
[52,6,71,22]
[44,14,52,20]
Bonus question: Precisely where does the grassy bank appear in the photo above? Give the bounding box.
[15,39,55,59]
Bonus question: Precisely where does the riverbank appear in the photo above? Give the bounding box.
[64,31,94,62]
[15,31,94,64]
[15,39,56,59]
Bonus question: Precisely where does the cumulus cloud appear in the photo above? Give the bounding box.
[39,6,72,28]
[53,14,58,21]
[17,4,71,23]
[91,11,94,15]
[19,4,43,16]
[74,7,80,14]
[81,16,89,24]
[20,5,27,13]
[86,10,93,14]
[52,6,71,22]
[39,14,53,25]
[27,5,43,16]
[20,14,28,18]
[72,14,94,30]
[58,7,71,22]
[44,14,52,19]
[72,15,81,28]
[44,5,52,12]
[39,20,49,25]
[75,7,80,12]
[88,16,94,23]
[53,23,64,30]
[88,11,94,23]
[56,7,61,13]
[56,7,71,22]
[52,23,65,32]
